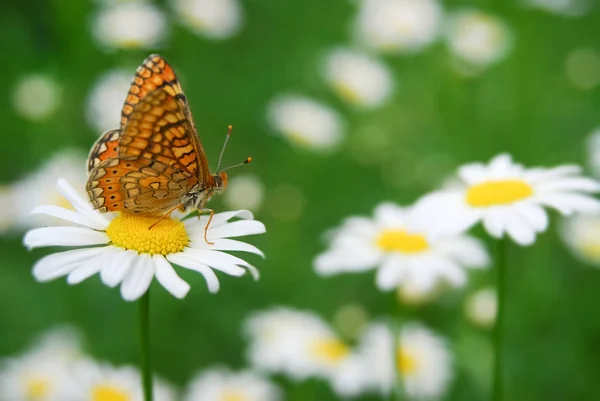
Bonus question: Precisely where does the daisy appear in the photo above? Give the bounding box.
[445,9,512,72]
[23,179,266,301]
[464,287,497,329]
[244,307,352,382]
[560,213,600,266]
[418,153,600,246]
[314,202,489,292]
[92,2,168,51]
[322,48,394,109]
[86,69,132,134]
[183,367,281,401]
[223,174,265,212]
[171,0,243,40]
[266,95,344,152]
[13,74,61,121]
[353,0,443,54]
[526,0,591,17]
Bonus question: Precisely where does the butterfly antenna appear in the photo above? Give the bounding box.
[216,125,233,172]
[219,157,253,173]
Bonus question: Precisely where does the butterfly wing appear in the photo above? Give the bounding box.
[87,129,121,174]
[87,157,192,215]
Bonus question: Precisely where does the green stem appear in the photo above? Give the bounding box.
[493,239,507,401]
[139,291,153,401]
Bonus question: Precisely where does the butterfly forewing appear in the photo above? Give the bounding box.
[87,129,121,173]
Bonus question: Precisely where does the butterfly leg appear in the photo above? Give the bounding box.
[148,204,184,230]
[199,208,215,245]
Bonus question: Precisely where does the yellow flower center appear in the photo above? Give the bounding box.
[25,377,50,399]
[578,242,600,261]
[92,385,130,401]
[334,82,360,104]
[222,392,249,401]
[466,180,533,207]
[311,339,350,363]
[396,348,418,375]
[376,230,429,253]
[106,213,188,255]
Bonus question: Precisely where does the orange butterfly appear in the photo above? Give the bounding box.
[86,54,250,242]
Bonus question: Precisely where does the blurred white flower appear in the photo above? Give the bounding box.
[353,0,443,54]
[7,150,87,232]
[0,327,83,401]
[323,48,394,108]
[560,213,600,265]
[60,358,176,401]
[314,202,489,292]
[445,10,512,71]
[266,95,344,151]
[244,308,352,382]
[13,74,61,121]
[86,69,131,133]
[223,174,265,212]
[24,179,265,301]
[171,0,243,39]
[92,2,168,50]
[464,287,497,328]
[418,153,600,246]
[565,48,600,90]
[526,0,591,17]
[184,367,281,401]
[396,280,441,305]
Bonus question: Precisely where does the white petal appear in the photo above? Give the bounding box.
[419,255,466,287]
[536,193,600,215]
[56,179,109,227]
[244,264,260,280]
[33,247,108,282]
[482,208,505,239]
[31,205,108,230]
[375,255,405,291]
[120,254,155,301]
[67,253,107,284]
[24,227,108,250]
[314,246,381,275]
[501,207,536,246]
[537,177,600,193]
[185,210,255,232]
[525,165,581,183]
[438,236,489,268]
[182,248,247,276]
[188,238,265,258]
[167,253,220,293]
[374,203,406,226]
[206,220,266,239]
[153,255,190,299]
[100,249,136,288]
[512,202,548,233]
[457,163,488,184]
[488,153,514,176]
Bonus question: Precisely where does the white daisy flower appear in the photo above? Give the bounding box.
[0,327,84,401]
[223,174,265,212]
[92,2,168,50]
[560,213,600,266]
[266,95,344,152]
[323,48,394,108]
[184,367,281,401]
[171,0,243,40]
[526,0,591,17]
[445,10,512,70]
[314,202,489,292]
[345,322,453,398]
[59,358,176,401]
[353,0,443,54]
[8,150,88,232]
[86,69,132,134]
[23,179,266,301]
[13,74,61,121]
[464,287,497,329]
[565,48,600,90]
[244,308,351,382]
[418,153,600,246]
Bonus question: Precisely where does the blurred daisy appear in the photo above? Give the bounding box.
[396,281,441,305]
[323,48,394,108]
[171,0,243,39]
[314,202,489,292]
[560,213,600,266]
[526,0,591,17]
[464,287,497,329]
[445,10,512,71]
[184,367,281,401]
[223,174,265,212]
[60,358,176,401]
[8,150,87,232]
[92,2,168,50]
[244,308,351,382]
[419,153,600,246]
[23,179,265,301]
[0,327,83,401]
[266,95,344,151]
[86,69,131,134]
[353,0,443,54]
[13,74,61,121]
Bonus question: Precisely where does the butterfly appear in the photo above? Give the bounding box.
[86,54,250,243]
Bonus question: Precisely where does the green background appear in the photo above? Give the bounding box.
[1,0,600,400]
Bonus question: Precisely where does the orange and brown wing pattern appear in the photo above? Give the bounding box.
[119,88,208,179]
[87,129,121,174]
[86,157,193,215]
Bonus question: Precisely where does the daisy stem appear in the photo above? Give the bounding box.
[139,291,154,401]
[493,238,507,401]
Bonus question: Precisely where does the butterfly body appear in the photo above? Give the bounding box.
[86,54,228,220]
